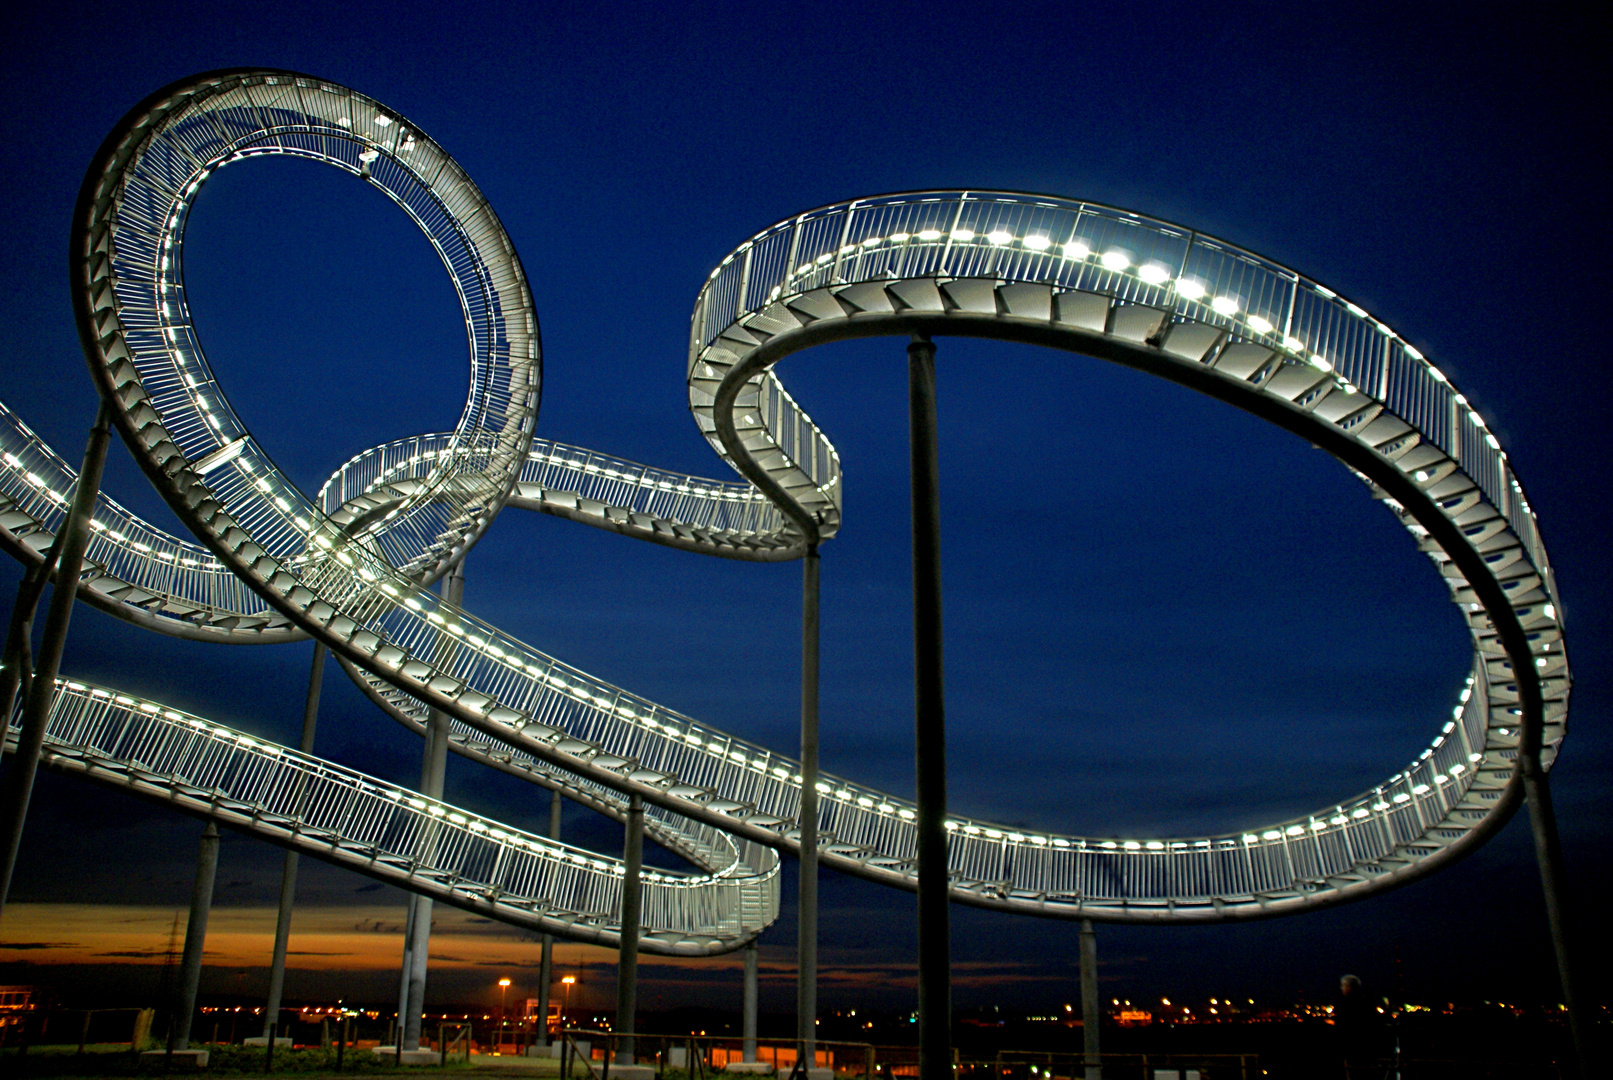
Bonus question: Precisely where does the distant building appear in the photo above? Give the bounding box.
[0,986,44,1032]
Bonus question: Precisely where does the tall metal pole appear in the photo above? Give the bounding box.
[0,531,66,740]
[616,793,644,1064]
[172,822,220,1052]
[536,788,562,1048]
[0,399,113,917]
[1521,764,1589,1077]
[394,897,416,1048]
[1079,919,1100,1080]
[908,335,950,1080]
[742,940,759,1064]
[263,642,326,1039]
[403,561,464,1050]
[798,543,820,1062]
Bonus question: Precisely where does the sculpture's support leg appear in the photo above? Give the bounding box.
[908,335,950,1080]
[0,530,65,742]
[536,788,562,1048]
[1521,763,1588,1077]
[402,893,432,1047]
[616,793,644,1064]
[395,898,416,1049]
[799,543,820,1062]
[743,940,759,1064]
[263,643,327,1039]
[0,399,112,917]
[1079,919,1100,1080]
[402,562,464,1050]
[172,823,220,1051]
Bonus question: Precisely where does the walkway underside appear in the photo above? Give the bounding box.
[2,71,1570,930]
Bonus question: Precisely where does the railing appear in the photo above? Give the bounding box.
[559,1028,876,1080]
[11,678,772,945]
[691,191,1554,584]
[350,659,780,887]
[319,433,789,546]
[103,70,537,592]
[965,1049,1258,1080]
[0,400,273,629]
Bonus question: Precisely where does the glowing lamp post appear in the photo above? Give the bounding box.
[561,976,576,1031]
[498,978,512,1043]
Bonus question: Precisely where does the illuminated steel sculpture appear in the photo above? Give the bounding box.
[0,69,1576,1054]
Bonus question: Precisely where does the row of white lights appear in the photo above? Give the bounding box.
[62,680,714,890]
[710,221,1512,466]
[339,444,775,520]
[2,450,212,567]
[69,504,1491,869]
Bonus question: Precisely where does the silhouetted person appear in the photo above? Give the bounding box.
[1335,973,1379,1078]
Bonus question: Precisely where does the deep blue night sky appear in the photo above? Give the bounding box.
[1,1,1607,1013]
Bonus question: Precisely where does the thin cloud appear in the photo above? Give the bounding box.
[0,942,76,950]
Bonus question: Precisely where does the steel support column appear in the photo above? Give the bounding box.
[0,531,65,739]
[536,788,561,1048]
[1521,762,1588,1077]
[616,793,644,1063]
[908,335,950,1080]
[172,823,220,1051]
[0,399,112,916]
[403,561,465,1050]
[394,898,416,1048]
[1079,919,1100,1080]
[264,642,327,1039]
[743,940,759,1063]
[799,543,820,1058]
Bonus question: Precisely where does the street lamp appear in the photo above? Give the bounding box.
[560,976,576,1032]
[498,979,512,1047]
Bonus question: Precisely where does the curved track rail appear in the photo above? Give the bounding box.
[0,70,1570,931]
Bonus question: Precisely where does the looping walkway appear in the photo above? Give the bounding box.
[1,70,1570,936]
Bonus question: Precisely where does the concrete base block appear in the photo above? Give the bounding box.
[527,1042,560,1057]
[805,1069,836,1080]
[724,1063,777,1075]
[242,1036,270,1047]
[605,1066,657,1080]
[139,1050,209,1068]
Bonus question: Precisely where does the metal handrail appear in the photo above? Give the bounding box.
[9,678,775,951]
[691,190,1555,581]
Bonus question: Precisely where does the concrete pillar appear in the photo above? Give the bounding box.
[1079,919,1100,1080]
[536,788,561,1047]
[616,793,644,1063]
[743,940,759,1063]
[172,823,220,1051]
[263,643,327,1038]
[908,335,950,1080]
[0,400,113,916]
[799,545,820,1058]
